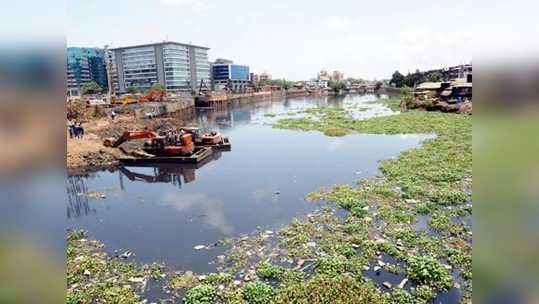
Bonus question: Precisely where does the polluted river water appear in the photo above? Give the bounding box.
[67,94,436,289]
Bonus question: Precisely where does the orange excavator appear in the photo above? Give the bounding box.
[103,130,195,156]
[138,90,166,103]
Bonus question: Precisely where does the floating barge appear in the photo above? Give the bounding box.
[203,137,232,151]
[119,146,214,165]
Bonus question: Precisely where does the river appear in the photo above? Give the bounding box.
[67,94,430,274]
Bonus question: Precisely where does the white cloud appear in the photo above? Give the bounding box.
[325,139,344,152]
[325,16,351,31]
[161,191,234,234]
[394,27,472,71]
[161,0,209,12]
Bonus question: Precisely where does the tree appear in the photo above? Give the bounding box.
[389,71,405,88]
[426,71,442,82]
[81,81,102,95]
[126,86,138,94]
[374,81,383,91]
[150,83,165,92]
[328,80,347,93]
[400,85,413,108]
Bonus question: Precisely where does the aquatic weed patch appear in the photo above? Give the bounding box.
[184,284,215,304]
[241,282,275,304]
[405,255,452,289]
[274,274,387,304]
[270,102,471,301]
[66,229,164,304]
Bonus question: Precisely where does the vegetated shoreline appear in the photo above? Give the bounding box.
[67,97,472,304]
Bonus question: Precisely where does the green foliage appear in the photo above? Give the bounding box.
[314,257,347,275]
[389,289,415,304]
[413,285,435,302]
[399,86,413,108]
[426,71,443,82]
[279,219,317,257]
[429,188,467,205]
[256,262,285,280]
[204,273,232,285]
[185,284,214,304]
[323,127,348,137]
[335,243,356,258]
[66,230,150,304]
[415,202,433,214]
[260,78,294,89]
[390,70,405,88]
[169,271,199,289]
[325,185,366,210]
[274,274,386,304]
[328,80,347,93]
[279,269,306,285]
[150,83,165,91]
[126,86,138,94]
[241,282,274,304]
[405,255,452,289]
[81,81,102,94]
[343,221,365,234]
[428,211,451,231]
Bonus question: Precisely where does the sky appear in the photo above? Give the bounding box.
[63,0,535,80]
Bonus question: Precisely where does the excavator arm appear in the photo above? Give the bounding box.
[104,130,159,147]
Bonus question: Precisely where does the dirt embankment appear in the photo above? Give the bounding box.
[67,114,192,171]
[407,99,472,114]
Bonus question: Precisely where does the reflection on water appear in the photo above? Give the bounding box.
[117,152,223,189]
[66,94,429,271]
[67,175,95,218]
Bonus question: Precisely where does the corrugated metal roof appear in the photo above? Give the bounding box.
[452,82,472,88]
[416,82,442,90]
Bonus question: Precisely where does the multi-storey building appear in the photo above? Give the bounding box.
[67,47,108,96]
[259,72,271,83]
[212,61,250,92]
[250,73,259,86]
[331,70,344,81]
[110,41,210,93]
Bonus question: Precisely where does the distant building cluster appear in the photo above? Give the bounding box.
[66,41,281,96]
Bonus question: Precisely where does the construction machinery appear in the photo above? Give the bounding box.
[179,127,231,150]
[194,79,211,107]
[111,94,137,105]
[103,130,195,157]
[138,90,166,103]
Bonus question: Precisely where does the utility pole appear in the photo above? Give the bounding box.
[104,45,114,104]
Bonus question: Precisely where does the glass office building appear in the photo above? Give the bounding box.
[110,41,210,93]
[212,63,250,92]
[67,47,108,95]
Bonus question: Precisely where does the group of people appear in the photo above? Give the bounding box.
[166,129,186,146]
[67,119,85,139]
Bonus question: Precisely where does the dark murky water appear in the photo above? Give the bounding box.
[67,94,430,273]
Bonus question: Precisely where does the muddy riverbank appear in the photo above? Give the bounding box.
[66,112,196,171]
